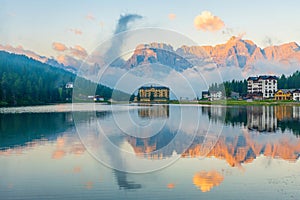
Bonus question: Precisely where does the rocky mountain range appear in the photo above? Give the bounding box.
[124,36,300,71]
[1,37,300,74]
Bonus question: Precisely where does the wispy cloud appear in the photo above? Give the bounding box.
[114,14,143,34]
[0,44,48,62]
[99,21,105,28]
[52,42,67,52]
[69,28,83,35]
[86,13,95,21]
[69,45,88,59]
[57,54,82,68]
[52,42,87,66]
[194,11,224,32]
[168,13,176,20]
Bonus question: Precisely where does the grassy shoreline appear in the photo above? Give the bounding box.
[2,100,300,108]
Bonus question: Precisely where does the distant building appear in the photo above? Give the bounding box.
[202,91,209,99]
[94,95,104,102]
[275,89,293,100]
[138,86,169,102]
[293,89,300,101]
[247,75,278,99]
[210,91,223,101]
[230,91,240,100]
[65,82,74,89]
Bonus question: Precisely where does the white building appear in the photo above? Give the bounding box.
[247,76,278,99]
[65,82,74,89]
[210,91,223,101]
[293,89,300,101]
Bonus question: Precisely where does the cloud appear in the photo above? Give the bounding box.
[99,21,105,28]
[52,42,88,64]
[52,42,67,52]
[222,27,234,36]
[194,11,224,32]
[96,14,143,71]
[0,44,48,63]
[86,14,95,21]
[114,14,143,34]
[69,28,83,35]
[168,13,176,20]
[262,36,282,47]
[69,45,88,59]
[57,54,82,68]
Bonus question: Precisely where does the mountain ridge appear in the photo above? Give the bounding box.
[125,37,300,70]
[1,37,300,73]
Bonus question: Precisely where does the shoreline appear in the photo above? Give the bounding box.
[1,100,300,108]
[198,100,300,106]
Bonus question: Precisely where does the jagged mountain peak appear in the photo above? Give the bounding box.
[125,36,300,70]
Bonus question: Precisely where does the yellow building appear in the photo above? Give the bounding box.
[275,89,293,100]
[138,86,169,102]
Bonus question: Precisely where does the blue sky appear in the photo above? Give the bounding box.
[1,0,300,58]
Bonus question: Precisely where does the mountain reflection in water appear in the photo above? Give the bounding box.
[1,105,300,167]
[1,104,300,199]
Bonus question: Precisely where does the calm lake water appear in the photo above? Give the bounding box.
[1,104,300,200]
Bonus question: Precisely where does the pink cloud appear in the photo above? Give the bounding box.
[69,45,88,59]
[168,13,176,20]
[86,14,95,21]
[194,11,225,32]
[69,28,83,35]
[0,44,48,62]
[56,54,82,68]
[52,42,67,52]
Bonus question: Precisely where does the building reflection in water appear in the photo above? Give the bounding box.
[1,106,300,185]
[247,106,277,132]
[202,105,300,134]
[138,105,169,118]
[126,105,300,167]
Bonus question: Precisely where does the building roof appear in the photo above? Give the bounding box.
[277,89,294,94]
[139,86,169,90]
[293,89,300,93]
[277,89,300,94]
[247,75,278,81]
[210,91,222,94]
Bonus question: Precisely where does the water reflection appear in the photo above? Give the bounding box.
[193,170,224,192]
[1,105,300,198]
[202,105,300,135]
[0,112,73,149]
[1,105,300,165]
[138,105,169,118]
[114,170,142,190]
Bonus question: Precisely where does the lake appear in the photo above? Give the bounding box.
[1,104,300,200]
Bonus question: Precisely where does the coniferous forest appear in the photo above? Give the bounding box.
[0,51,129,106]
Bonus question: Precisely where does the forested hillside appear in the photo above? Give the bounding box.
[0,51,129,106]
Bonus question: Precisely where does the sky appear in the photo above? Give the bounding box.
[1,0,300,59]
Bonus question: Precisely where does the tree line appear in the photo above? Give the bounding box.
[0,51,129,107]
[209,70,300,97]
